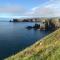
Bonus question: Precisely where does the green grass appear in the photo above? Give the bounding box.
[4,28,60,60]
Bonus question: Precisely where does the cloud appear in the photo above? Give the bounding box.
[0,0,60,18]
[25,0,60,17]
[0,4,28,18]
[0,4,27,15]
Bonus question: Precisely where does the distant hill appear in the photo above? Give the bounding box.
[4,28,60,60]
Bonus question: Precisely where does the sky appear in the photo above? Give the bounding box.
[0,0,60,18]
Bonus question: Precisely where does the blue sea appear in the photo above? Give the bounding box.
[0,22,51,60]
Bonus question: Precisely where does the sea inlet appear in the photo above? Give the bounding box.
[0,22,52,60]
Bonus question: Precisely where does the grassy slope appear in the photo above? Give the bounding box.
[5,29,60,60]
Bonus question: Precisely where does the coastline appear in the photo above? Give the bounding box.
[4,28,60,60]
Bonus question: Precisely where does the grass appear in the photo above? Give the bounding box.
[4,28,60,60]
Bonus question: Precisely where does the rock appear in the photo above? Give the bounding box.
[26,26,33,30]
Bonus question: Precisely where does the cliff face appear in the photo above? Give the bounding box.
[12,18,60,31]
[42,18,60,30]
[5,28,60,60]
[51,18,60,28]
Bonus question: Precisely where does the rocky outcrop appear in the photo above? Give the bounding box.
[40,18,60,30]
[12,17,60,30]
[13,19,19,22]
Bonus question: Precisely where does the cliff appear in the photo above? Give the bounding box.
[12,18,60,30]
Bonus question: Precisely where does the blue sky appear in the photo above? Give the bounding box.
[0,0,47,8]
[0,0,60,18]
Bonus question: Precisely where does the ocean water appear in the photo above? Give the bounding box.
[0,22,51,60]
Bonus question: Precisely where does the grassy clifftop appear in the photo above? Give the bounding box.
[5,29,60,60]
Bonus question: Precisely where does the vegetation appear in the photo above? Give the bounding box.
[4,28,60,60]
